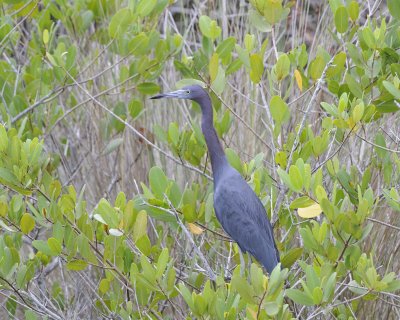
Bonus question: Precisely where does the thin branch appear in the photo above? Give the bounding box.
[367,217,400,231]
[164,195,217,282]
[355,131,400,154]
[60,66,212,180]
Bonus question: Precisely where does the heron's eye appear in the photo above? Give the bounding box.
[185,90,190,94]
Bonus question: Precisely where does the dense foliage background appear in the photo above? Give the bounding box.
[0,0,399,319]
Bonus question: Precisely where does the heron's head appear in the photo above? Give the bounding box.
[150,85,207,103]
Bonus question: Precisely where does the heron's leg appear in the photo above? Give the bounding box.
[239,249,245,276]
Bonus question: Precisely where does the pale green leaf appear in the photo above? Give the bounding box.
[134,210,147,242]
[108,8,132,38]
[66,260,88,271]
[270,95,289,125]
[335,6,349,34]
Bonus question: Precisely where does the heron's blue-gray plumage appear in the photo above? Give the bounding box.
[151,85,279,273]
[214,166,279,273]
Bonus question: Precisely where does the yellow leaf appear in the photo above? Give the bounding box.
[187,223,204,235]
[294,69,302,92]
[298,203,322,218]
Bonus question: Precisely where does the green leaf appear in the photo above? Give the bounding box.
[149,166,168,199]
[6,295,17,316]
[275,53,290,81]
[0,125,8,152]
[328,0,341,14]
[136,0,156,16]
[290,196,316,209]
[250,53,263,83]
[129,99,143,119]
[199,15,221,39]
[178,283,194,309]
[133,210,147,242]
[137,82,160,95]
[103,138,123,155]
[347,1,359,21]
[231,274,256,304]
[0,200,8,217]
[382,81,400,99]
[281,248,303,268]
[216,37,236,60]
[244,34,255,52]
[66,260,88,271]
[352,103,364,123]
[108,8,132,38]
[140,254,156,285]
[345,74,362,98]
[289,166,303,192]
[168,122,179,146]
[42,29,49,45]
[313,287,323,305]
[209,53,219,82]
[335,6,349,34]
[309,55,325,81]
[235,44,250,68]
[250,263,264,295]
[386,279,400,292]
[361,27,376,49]
[16,265,30,289]
[32,240,53,256]
[25,310,39,320]
[264,302,279,316]
[20,213,35,234]
[388,0,400,19]
[248,9,272,32]
[263,0,285,25]
[225,148,243,174]
[327,51,346,78]
[0,219,17,232]
[275,151,287,168]
[129,33,149,55]
[99,278,110,294]
[96,198,119,227]
[270,95,289,125]
[323,272,337,302]
[277,168,294,190]
[226,59,243,75]
[46,52,58,67]
[156,248,169,279]
[176,79,206,88]
[299,227,319,251]
[136,235,151,255]
[211,66,226,95]
[287,289,315,306]
[47,237,62,255]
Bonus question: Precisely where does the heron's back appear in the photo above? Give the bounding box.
[213,166,279,273]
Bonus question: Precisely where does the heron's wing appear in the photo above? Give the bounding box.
[214,173,279,273]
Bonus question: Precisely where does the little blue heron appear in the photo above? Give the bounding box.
[151,85,279,273]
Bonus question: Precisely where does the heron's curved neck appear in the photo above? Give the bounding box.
[195,94,228,180]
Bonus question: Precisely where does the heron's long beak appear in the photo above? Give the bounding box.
[150,89,186,99]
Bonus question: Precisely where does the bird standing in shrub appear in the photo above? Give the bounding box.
[151,85,279,273]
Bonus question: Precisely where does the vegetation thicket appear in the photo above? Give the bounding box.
[0,0,399,319]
